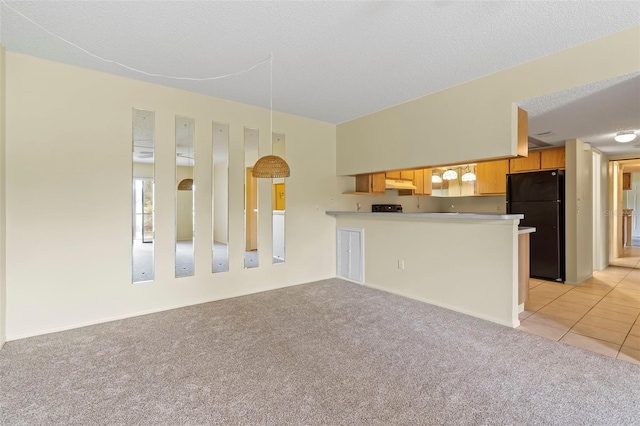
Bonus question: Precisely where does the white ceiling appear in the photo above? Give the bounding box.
[520,72,640,155]
[2,1,640,155]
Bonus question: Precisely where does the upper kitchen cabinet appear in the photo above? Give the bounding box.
[422,169,432,196]
[399,168,432,196]
[354,172,386,194]
[510,146,565,174]
[414,169,424,194]
[540,147,566,170]
[386,170,414,180]
[510,151,541,173]
[400,170,414,181]
[477,159,509,195]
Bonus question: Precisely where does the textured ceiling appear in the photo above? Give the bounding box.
[1,1,640,154]
[520,72,640,155]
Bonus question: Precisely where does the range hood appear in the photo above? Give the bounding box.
[385,179,417,190]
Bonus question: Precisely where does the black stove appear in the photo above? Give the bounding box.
[372,204,403,213]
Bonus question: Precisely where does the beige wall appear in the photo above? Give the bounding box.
[337,26,640,176]
[335,215,520,327]
[565,139,594,284]
[5,52,338,339]
[0,44,6,347]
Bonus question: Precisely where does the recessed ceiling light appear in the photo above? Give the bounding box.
[615,131,637,143]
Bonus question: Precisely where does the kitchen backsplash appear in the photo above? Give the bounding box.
[440,195,507,213]
[336,176,506,213]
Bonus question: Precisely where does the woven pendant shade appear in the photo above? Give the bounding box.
[178,178,194,190]
[252,155,290,178]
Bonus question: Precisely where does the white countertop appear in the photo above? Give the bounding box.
[518,226,536,234]
[326,211,524,220]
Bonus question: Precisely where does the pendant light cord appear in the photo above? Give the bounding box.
[1,1,271,81]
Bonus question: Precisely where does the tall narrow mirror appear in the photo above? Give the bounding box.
[212,122,229,273]
[272,133,286,264]
[244,127,259,268]
[176,116,195,278]
[132,109,155,283]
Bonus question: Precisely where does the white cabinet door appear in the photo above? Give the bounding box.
[337,227,364,282]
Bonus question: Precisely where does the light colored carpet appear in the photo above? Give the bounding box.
[1,279,639,425]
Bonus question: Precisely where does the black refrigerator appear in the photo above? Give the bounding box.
[507,169,565,282]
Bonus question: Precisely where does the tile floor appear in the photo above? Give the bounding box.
[517,263,640,365]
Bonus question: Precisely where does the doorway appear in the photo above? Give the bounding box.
[610,158,640,268]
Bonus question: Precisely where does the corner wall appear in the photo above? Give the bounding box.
[5,53,338,339]
[565,139,594,284]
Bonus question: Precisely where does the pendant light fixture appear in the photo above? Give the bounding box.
[461,165,476,182]
[442,169,458,181]
[432,173,443,183]
[253,54,291,178]
[252,155,290,178]
[177,178,194,190]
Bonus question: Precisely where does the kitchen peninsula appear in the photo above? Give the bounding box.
[327,211,526,327]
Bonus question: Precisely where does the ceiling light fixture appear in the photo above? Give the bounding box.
[442,169,457,181]
[432,174,443,183]
[615,131,637,143]
[253,54,291,179]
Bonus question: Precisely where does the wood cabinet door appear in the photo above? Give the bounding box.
[477,159,509,194]
[386,171,401,179]
[510,151,541,173]
[371,173,386,193]
[355,174,370,193]
[400,170,414,181]
[356,173,386,193]
[413,169,424,195]
[540,147,565,170]
[422,169,432,195]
